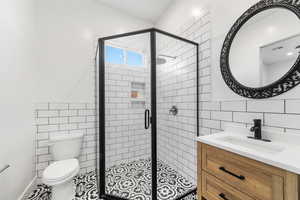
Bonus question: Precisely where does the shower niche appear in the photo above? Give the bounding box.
[131,82,146,108]
[97,28,199,200]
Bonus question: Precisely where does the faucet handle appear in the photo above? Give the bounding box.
[250,126,258,132]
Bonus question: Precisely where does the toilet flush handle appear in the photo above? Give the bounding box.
[0,164,10,175]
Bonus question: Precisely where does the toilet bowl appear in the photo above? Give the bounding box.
[43,159,79,200]
[42,133,83,200]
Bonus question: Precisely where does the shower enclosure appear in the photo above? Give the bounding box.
[97,28,199,200]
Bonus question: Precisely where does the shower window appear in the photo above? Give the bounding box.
[105,45,145,67]
[105,45,124,64]
[126,50,144,66]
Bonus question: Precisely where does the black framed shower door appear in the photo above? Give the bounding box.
[98,28,199,200]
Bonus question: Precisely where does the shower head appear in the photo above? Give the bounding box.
[156,57,167,65]
[156,54,177,65]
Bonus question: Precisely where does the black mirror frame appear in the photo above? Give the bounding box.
[220,0,300,99]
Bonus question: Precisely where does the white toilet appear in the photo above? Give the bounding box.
[42,133,83,200]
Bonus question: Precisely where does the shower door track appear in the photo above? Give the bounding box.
[98,28,199,200]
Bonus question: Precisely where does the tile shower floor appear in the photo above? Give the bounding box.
[27,159,196,200]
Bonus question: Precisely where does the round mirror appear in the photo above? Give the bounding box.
[221,1,300,98]
[230,8,300,88]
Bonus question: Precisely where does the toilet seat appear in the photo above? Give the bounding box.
[43,159,79,186]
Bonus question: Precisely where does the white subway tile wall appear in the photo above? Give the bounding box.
[192,12,300,137]
[156,33,197,184]
[161,8,300,185]
[104,62,151,168]
[35,102,97,181]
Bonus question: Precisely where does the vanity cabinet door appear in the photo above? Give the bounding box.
[202,171,255,200]
[201,144,285,200]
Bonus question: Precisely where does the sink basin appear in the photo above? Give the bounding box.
[197,127,300,175]
[216,136,285,154]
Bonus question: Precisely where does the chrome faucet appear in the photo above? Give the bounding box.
[248,119,271,142]
[169,106,178,116]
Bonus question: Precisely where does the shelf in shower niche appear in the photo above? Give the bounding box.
[131,81,146,100]
[131,100,145,109]
[131,82,145,89]
[131,98,146,102]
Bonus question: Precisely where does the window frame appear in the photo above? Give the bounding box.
[105,44,146,68]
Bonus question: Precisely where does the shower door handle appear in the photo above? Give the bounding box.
[144,109,150,129]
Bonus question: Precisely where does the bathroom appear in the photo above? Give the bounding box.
[1,0,300,199]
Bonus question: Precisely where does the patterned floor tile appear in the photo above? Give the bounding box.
[105,159,196,200]
[26,171,98,200]
[26,159,196,200]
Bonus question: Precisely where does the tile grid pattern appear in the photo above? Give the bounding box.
[156,36,197,184]
[156,12,211,185]
[192,12,300,135]
[200,100,300,134]
[35,102,97,181]
[104,62,151,168]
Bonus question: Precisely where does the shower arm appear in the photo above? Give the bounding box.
[158,54,177,59]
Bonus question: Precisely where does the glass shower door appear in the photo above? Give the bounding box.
[102,32,153,200]
[156,32,198,200]
[98,29,198,200]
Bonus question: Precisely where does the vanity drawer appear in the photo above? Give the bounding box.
[202,171,255,200]
[201,144,284,200]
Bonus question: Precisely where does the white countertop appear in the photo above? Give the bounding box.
[196,127,300,175]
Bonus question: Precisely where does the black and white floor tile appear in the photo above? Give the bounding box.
[106,158,196,200]
[26,171,99,200]
[27,159,196,200]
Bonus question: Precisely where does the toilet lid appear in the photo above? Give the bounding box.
[43,159,79,181]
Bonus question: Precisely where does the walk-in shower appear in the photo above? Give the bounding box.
[97,28,199,200]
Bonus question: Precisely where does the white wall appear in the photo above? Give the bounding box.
[156,0,209,34]
[36,0,153,103]
[264,59,295,85]
[0,0,153,198]
[0,0,37,199]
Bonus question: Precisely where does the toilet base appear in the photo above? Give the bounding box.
[51,180,75,200]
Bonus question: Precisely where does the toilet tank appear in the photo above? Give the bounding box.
[49,133,83,161]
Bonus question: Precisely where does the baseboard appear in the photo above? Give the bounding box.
[18,176,37,200]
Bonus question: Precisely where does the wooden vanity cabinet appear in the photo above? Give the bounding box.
[197,142,300,200]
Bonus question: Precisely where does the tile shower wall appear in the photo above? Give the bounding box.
[35,102,97,180]
[156,37,197,183]
[105,63,151,168]
[156,14,211,184]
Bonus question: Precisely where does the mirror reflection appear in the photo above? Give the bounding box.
[229,8,300,88]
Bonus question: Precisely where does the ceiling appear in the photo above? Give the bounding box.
[261,34,300,65]
[98,0,173,23]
